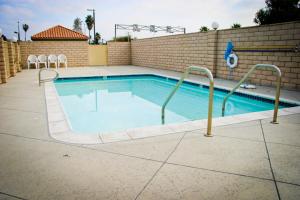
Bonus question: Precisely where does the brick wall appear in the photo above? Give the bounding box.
[216,22,300,89]
[14,42,21,72]
[0,40,5,83]
[132,32,217,74]
[131,21,300,90]
[107,42,131,65]
[7,42,16,77]
[3,41,10,78]
[0,40,21,83]
[20,41,88,68]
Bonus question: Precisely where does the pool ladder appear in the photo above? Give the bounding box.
[38,68,59,86]
[161,66,214,137]
[221,64,282,124]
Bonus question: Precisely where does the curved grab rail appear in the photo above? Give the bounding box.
[38,68,59,86]
[161,66,214,137]
[221,64,281,123]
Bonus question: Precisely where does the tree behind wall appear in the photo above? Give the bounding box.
[94,32,101,44]
[73,17,83,33]
[111,35,131,42]
[254,0,300,25]
[199,26,209,32]
[231,23,241,28]
[22,24,29,41]
[85,15,94,44]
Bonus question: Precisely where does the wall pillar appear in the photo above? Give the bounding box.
[212,30,218,77]
[207,31,219,77]
[0,39,8,83]
[14,42,22,72]
[8,42,16,77]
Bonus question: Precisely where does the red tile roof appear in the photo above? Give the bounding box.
[31,25,88,41]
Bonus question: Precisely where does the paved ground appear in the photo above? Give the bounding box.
[0,67,299,200]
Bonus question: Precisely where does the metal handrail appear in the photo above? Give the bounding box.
[221,64,282,124]
[161,66,214,137]
[38,68,59,86]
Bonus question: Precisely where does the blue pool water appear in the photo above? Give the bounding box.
[54,75,294,133]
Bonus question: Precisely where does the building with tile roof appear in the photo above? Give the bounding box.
[31,25,88,41]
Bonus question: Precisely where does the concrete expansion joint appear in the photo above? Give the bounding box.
[259,120,281,200]
[134,132,187,200]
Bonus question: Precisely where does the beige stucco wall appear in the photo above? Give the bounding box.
[131,21,300,90]
[20,41,89,68]
[88,45,108,66]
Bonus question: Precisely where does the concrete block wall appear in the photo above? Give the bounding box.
[0,40,6,83]
[132,32,217,74]
[131,21,300,90]
[0,40,10,83]
[7,42,17,77]
[14,42,22,72]
[0,40,22,83]
[216,22,300,89]
[3,41,10,79]
[107,42,131,65]
[20,41,88,68]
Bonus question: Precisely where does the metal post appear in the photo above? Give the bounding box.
[114,24,117,42]
[271,76,281,124]
[205,81,214,137]
[161,66,214,137]
[93,9,95,43]
[212,30,218,77]
[221,64,282,124]
[87,9,96,43]
[17,21,20,41]
[38,68,59,86]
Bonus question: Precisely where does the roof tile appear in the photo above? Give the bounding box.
[31,25,88,41]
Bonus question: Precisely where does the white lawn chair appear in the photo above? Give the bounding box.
[58,54,68,69]
[48,54,58,69]
[27,55,38,69]
[37,55,48,69]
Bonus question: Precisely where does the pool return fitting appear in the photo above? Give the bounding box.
[38,68,59,86]
[222,64,282,124]
[161,66,214,137]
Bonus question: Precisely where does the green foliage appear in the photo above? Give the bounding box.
[22,24,29,32]
[93,32,101,44]
[85,15,94,31]
[22,24,29,41]
[254,0,300,25]
[112,35,131,42]
[85,15,94,43]
[199,26,209,32]
[231,23,241,28]
[73,17,82,33]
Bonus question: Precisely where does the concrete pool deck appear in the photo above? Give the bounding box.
[0,66,300,199]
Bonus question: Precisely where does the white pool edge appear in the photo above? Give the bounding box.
[44,74,300,145]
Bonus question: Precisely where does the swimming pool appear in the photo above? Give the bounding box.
[54,75,295,134]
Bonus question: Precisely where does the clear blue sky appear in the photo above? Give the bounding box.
[0,0,266,41]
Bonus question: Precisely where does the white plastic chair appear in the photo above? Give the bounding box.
[37,55,48,69]
[27,55,38,69]
[58,54,68,69]
[48,54,58,69]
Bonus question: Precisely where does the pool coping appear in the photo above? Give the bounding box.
[44,73,300,144]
